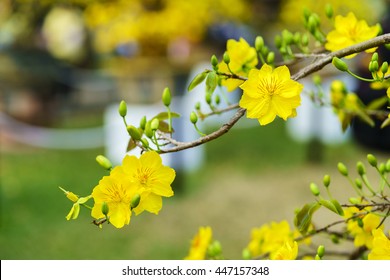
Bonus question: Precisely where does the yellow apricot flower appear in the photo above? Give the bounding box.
[111,151,175,215]
[345,207,383,249]
[325,12,381,58]
[239,64,303,125]
[270,241,298,260]
[185,226,213,260]
[219,37,258,91]
[91,174,140,228]
[368,229,390,260]
[246,220,301,259]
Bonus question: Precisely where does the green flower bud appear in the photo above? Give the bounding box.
[315,254,321,260]
[205,92,212,104]
[261,45,269,57]
[195,102,201,110]
[151,118,159,131]
[144,121,153,138]
[190,111,198,124]
[308,15,318,33]
[381,62,389,74]
[332,57,348,72]
[215,94,220,105]
[223,52,230,65]
[355,178,363,189]
[139,116,147,130]
[369,60,379,73]
[266,52,275,64]
[379,163,386,174]
[367,154,377,167]
[211,54,219,68]
[140,138,149,148]
[301,34,309,47]
[282,29,293,45]
[242,248,251,260]
[349,197,361,204]
[356,161,366,175]
[310,182,320,196]
[127,125,142,141]
[371,52,379,62]
[317,245,325,258]
[337,162,348,176]
[118,100,127,117]
[101,201,109,216]
[325,4,333,19]
[207,240,222,257]
[255,36,264,52]
[331,234,339,244]
[274,35,282,49]
[323,174,331,187]
[385,159,390,171]
[303,8,311,22]
[357,218,364,228]
[293,32,301,44]
[96,155,113,170]
[162,87,171,107]
[130,193,141,209]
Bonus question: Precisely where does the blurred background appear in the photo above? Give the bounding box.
[1,0,389,259]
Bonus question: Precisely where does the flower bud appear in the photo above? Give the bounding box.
[144,121,153,138]
[337,162,348,176]
[381,62,389,75]
[139,116,147,130]
[331,234,339,244]
[242,248,251,260]
[293,32,301,44]
[325,4,333,19]
[313,74,321,86]
[215,94,220,105]
[162,87,171,107]
[67,191,79,203]
[266,52,275,64]
[282,29,293,45]
[130,193,141,209]
[367,154,377,167]
[301,34,309,46]
[151,118,160,131]
[205,92,212,104]
[96,155,113,170]
[190,111,198,124]
[371,52,379,62]
[223,52,230,65]
[211,54,219,68]
[386,159,390,171]
[310,183,320,196]
[355,178,363,189]
[332,57,348,72]
[208,240,222,257]
[118,100,127,117]
[379,163,386,174]
[349,197,360,205]
[127,125,142,141]
[140,138,149,148]
[357,218,364,228]
[369,60,379,73]
[323,174,331,187]
[255,36,264,52]
[195,102,201,110]
[308,14,319,32]
[356,161,366,175]
[317,245,325,258]
[101,201,109,216]
[274,35,282,49]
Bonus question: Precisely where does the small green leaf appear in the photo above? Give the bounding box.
[158,121,175,133]
[294,202,321,234]
[331,199,344,216]
[319,199,343,216]
[153,112,180,120]
[205,71,218,96]
[188,71,208,91]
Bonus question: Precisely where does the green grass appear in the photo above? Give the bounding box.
[0,120,369,259]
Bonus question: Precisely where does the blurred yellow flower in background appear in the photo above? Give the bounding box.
[185,226,212,260]
[368,229,390,260]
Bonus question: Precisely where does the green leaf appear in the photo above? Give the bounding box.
[319,199,338,214]
[367,96,388,110]
[355,110,375,127]
[205,71,218,96]
[381,117,390,128]
[188,71,208,91]
[294,202,321,234]
[153,112,180,120]
[331,199,344,216]
[158,121,175,133]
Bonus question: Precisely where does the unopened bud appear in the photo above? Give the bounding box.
[301,34,309,46]
[379,163,386,174]
[308,14,319,32]
[313,75,321,86]
[255,36,264,52]
[323,174,331,187]
[317,245,325,258]
[140,138,149,148]
[215,94,220,105]
[144,121,153,138]
[96,155,113,170]
[310,183,320,196]
[139,116,147,130]
[386,159,390,171]
[337,162,348,176]
[190,111,198,124]
[208,240,222,257]
[195,102,201,110]
[205,92,212,104]
[223,52,230,65]
[367,154,377,167]
[282,29,293,45]
[381,62,389,75]
[355,178,363,189]
[325,4,333,19]
[349,197,361,204]
[332,57,348,72]
[371,52,379,62]
[151,118,160,131]
[369,60,379,73]
[101,201,109,216]
[242,248,251,260]
[274,35,282,49]
[357,218,364,228]
[211,55,219,68]
[266,52,275,64]
[331,234,339,244]
[118,100,127,117]
[67,192,79,203]
[162,87,171,107]
[127,125,142,140]
[130,193,141,209]
[356,161,366,175]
